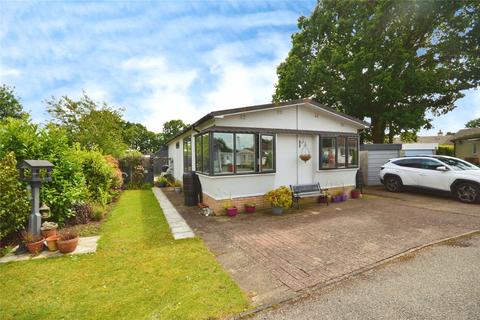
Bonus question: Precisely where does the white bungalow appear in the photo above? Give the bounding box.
[166,99,369,214]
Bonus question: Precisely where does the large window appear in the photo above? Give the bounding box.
[183,137,192,172]
[196,131,276,175]
[235,133,255,173]
[213,133,234,174]
[319,135,358,170]
[260,135,274,172]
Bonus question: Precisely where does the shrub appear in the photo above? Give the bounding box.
[91,204,106,221]
[437,144,454,156]
[0,152,30,241]
[265,186,293,209]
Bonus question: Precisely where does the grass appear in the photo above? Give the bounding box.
[0,190,250,319]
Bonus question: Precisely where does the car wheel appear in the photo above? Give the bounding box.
[454,182,480,204]
[384,175,402,193]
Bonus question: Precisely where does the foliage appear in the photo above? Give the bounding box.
[437,144,455,156]
[91,204,106,221]
[0,84,27,120]
[465,118,480,128]
[265,186,293,209]
[169,179,182,188]
[21,230,43,243]
[46,93,127,157]
[0,190,250,319]
[71,202,93,225]
[58,229,78,241]
[122,121,163,153]
[274,0,480,143]
[0,152,30,241]
[161,119,188,143]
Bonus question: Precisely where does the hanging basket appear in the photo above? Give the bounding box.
[299,154,311,162]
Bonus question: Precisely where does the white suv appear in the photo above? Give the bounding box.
[380,155,480,203]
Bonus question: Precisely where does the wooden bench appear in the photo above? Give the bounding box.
[290,183,328,209]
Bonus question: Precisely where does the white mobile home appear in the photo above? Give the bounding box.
[167,99,369,214]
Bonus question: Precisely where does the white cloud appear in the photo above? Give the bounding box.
[0,66,21,79]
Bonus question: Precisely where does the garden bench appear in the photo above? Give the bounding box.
[290,182,328,209]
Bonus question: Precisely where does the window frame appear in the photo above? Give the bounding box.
[195,131,276,176]
[318,134,359,170]
[259,134,276,173]
[183,137,192,173]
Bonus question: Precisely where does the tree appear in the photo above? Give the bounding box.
[274,0,479,143]
[0,84,27,120]
[46,93,127,157]
[161,119,188,143]
[465,118,480,128]
[122,122,163,153]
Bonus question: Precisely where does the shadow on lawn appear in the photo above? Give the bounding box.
[140,190,174,248]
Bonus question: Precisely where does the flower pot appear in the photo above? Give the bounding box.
[244,204,256,213]
[57,237,79,254]
[226,207,238,217]
[332,195,343,203]
[351,190,361,199]
[271,206,284,215]
[26,238,44,254]
[46,235,59,251]
[41,228,57,239]
[341,193,348,201]
[174,187,182,193]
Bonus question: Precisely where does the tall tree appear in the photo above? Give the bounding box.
[122,121,162,153]
[46,93,126,157]
[274,0,479,143]
[0,84,27,120]
[465,118,480,128]
[162,119,188,142]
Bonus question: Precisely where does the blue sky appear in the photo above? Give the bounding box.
[1,0,478,134]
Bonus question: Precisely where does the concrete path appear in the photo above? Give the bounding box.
[152,187,195,240]
[0,236,100,264]
[253,235,480,320]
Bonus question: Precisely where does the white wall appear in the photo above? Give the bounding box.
[168,137,184,181]
[215,103,362,133]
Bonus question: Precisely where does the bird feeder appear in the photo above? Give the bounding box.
[18,160,54,235]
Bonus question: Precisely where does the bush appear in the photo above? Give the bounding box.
[0,152,30,241]
[71,202,93,225]
[437,144,454,156]
[264,186,293,209]
[91,204,106,221]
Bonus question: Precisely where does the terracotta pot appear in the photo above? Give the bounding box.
[41,228,57,238]
[26,238,45,254]
[57,237,79,254]
[225,207,238,217]
[351,190,361,199]
[46,235,59,251]
[244,204,256,213]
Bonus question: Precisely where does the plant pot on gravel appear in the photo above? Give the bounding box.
[244,203,256,213]
[46,235,59,251]
[22,231,44,254]
[351,189,361,199]
[264,186,292,215]
[225,206,238,217]
[40,221,58,238]
[57,230,79,254]
[271,206,284,215]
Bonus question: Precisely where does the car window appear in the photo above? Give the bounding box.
[393,159,423,168]
[419,159,443,170]
[436,157,479,171]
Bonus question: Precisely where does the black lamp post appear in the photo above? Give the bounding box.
[18,160,54,236]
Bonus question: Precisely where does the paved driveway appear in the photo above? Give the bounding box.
[163,189,480,306]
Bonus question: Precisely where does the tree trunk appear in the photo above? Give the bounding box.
[371,116,386,143]
[388,122,394,144]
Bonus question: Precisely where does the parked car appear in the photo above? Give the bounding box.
[380,155,480,203]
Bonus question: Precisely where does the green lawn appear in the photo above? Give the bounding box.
[0,190,249,319]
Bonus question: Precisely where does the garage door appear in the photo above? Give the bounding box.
[367,150,400,186]
[405,149,434,157]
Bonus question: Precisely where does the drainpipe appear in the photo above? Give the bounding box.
[296,105,299,185]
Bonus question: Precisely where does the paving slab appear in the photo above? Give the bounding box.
[163,189,480,307]
[152,187,195,240]
[0,236,100,264]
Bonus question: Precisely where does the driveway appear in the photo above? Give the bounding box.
[253,235,480,320]
[163,189,480,306]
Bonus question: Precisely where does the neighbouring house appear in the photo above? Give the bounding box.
[166,99,369,214]
[393,130,454,145]
[452,128,480,164]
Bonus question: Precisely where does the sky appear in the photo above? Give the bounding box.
[0,0,478,134]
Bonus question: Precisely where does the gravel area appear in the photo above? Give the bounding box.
[253,236,480,320]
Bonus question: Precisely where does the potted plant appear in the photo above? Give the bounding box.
[351,189,361,199]
[332,193,343,203]
[21,231,44,254]
[244,202,256,213]
[264,186,292,215]
[40,221,58,238]
[223,199,238,217]
[46,235,59,251]
[340,185,348,201]
[57,230,79,254]
[170,180,182,193]
[156,176,168,188]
